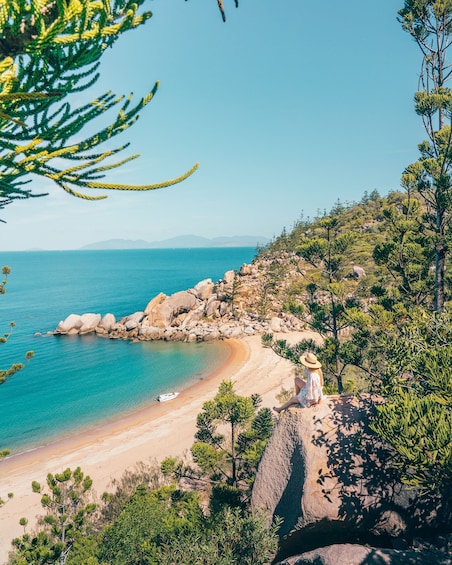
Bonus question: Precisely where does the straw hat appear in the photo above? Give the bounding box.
[299,352,322,369]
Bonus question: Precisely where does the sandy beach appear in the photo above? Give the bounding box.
[0,332,312,563]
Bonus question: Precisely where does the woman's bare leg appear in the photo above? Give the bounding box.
[273,396,300,413]
[294,376,306,395]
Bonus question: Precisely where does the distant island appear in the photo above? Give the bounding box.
[80,235,271,250]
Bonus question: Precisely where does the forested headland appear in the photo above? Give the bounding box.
[4,189,451,564]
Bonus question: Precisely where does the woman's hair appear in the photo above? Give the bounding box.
[317,367,324,387]
[305,366,324,387]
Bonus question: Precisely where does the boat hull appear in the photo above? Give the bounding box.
[157,392,179,402]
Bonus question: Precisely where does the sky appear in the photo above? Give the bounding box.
[2,0,425,251]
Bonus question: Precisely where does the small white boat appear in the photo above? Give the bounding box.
[157,392,179,402]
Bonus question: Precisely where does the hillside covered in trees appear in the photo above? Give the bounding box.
[5,189,452,564]
[257,189,451,497]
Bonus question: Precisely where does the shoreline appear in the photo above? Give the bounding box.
[0,339,239,471]
[0,332,307,563]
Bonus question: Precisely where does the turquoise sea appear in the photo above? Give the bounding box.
[0,248,257,456]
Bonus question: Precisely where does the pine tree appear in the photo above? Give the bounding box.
[398,0,452,311]
[10,467,97,564]
[369,309,452,494]
[161,381,273,510]
[291,213,362,392]
[372,191,435,307]
[0,0,199,212]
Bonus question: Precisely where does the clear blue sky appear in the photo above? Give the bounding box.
[3,0,424,250]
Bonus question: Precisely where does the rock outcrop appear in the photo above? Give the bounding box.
[251,395,448,562]
[277,542,452,565]
[54,266,304,342]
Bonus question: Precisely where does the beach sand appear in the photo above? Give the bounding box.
[0,331,313,563]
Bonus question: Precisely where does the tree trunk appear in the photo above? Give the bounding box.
[336,357,343,394]
[231,423,237,487]
[435,237,446,312]
[330,294,343,393]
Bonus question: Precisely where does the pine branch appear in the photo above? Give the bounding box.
[0,1,202,211]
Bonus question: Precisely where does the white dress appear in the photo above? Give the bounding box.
[297,368,324,407]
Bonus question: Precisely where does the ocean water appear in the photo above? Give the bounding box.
[0,248,257,455]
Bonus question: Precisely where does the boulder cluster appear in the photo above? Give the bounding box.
[252,396,451,565]
[54,263,303,342]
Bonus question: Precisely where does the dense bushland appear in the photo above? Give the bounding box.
[7,384,279,565]
[259,190,451,497]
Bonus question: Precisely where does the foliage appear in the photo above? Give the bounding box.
[0,264,33,463]
[262,191,451,388]
[262,193,452,497]
[193,382,272,494]
[65,536,99,565]
[98,481,278,565]
[398,0,452,311]
[8,464,278,565]
[371,392,451,493]
[154,506,279,565]
[0,491,13,507]
[0,0,198,211]
[98,461,167,528]
[368,309,452,494]
[99,484,203,565]
[294,214,368,392]
[162,381,273,509]
[0,337,33,384]
[261,332,274,347]
[223,270,242,319]
[372,192,435,307]
[262,196,391,393]
[9,467,96,565]
[255,253,291,319]
[0,264,10,293]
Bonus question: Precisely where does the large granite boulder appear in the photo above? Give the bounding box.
[79,313,102,334]
[143,292,167,316]
[55,313,83,334]
[223,270,235,284]
[144,291,198,328]
[205,299,221,318]
[251,395,446,561]
[278,543,452,565]
[193,278,214,300]
[121,312,145,331]
[98,313,116,332]
[180,305,205,329]
[239,263,257,276]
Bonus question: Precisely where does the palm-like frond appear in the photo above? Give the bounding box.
[0,1,198,211]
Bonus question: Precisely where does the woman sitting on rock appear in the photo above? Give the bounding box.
[273,352,324,413]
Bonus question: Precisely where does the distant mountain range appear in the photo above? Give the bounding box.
[80,235,271,250]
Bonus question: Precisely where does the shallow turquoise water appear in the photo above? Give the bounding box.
[0,248,256,455]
